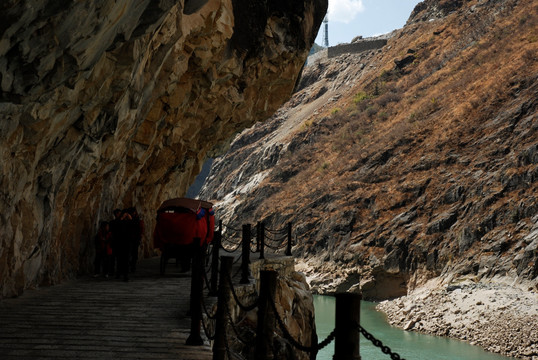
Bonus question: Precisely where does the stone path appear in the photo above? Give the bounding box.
[0,257,214,360]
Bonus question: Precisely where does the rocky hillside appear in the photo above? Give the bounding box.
[200,0,538,299]
[0,0,327,298]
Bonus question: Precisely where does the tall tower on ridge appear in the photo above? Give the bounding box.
[322,14,329,47]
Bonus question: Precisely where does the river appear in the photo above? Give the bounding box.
[313,295,515,360]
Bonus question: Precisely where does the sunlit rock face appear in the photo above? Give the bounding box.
[0,0,327,298]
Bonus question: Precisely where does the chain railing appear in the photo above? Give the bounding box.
[217,220,293,259]
[269,291,334,358]
[221,235,242,252]
[186,222,408,360]
[359,323,407,360]
[227,272,259,312]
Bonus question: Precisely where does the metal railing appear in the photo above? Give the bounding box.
[184,221,407,360]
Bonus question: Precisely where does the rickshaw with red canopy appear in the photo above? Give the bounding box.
[153,197,215,274]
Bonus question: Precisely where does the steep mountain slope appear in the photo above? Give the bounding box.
[200,0,537,325]
[200,0,538,356]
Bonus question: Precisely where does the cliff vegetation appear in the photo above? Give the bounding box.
[200,0,538,320]
[200,1,538,356]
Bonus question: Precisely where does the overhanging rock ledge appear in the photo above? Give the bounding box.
[0,0,327,298]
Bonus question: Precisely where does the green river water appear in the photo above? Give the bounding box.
[313,295,515,360]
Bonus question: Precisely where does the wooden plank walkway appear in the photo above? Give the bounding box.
[0,257,214,360]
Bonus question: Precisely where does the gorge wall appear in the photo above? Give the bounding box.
[199,0,538,298]
[0,0,327,298]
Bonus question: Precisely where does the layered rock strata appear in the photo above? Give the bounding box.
[199,0,538,355]
[197,0,538,360]
[199,0,538,297]
[0,0,327,298]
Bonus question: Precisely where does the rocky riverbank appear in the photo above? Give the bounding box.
[298,255,538,359]
[377,278,538,359]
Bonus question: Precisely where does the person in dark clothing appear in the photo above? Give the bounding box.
[116,209,133,281]
[104,225,114,278]
[129,207,144,273]
[108,209,122,277]
[94,221,111,277]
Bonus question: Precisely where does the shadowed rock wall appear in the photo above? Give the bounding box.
[0,0,327,298]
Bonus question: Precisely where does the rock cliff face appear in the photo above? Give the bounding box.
[0,0,327,298]
[200,0,538,297]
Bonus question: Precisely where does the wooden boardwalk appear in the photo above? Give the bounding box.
[0,257,214,360]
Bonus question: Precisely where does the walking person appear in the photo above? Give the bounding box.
[116,209,133,281]
[129,207,144,273]
[94,221,111,277]
[109,209,122,278]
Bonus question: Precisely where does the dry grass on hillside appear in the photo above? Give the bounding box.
[256,0,537,227]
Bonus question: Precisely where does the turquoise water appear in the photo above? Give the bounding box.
[313,295,515,360]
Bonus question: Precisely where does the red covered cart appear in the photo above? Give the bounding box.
[153,198,215,274]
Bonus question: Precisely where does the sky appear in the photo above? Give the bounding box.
[315,0,423,46]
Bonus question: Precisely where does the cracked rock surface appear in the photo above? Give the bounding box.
[0,0,327,298]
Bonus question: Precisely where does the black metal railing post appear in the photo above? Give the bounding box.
[240,224,251,284]
[187,237,204,345]
[286,222,292,256]
[209,227,221,296]
[212,256,233,360]
[259,222,265,260]
[256,221,261,252]
[334,292,361,360]
[256,270,278,360]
